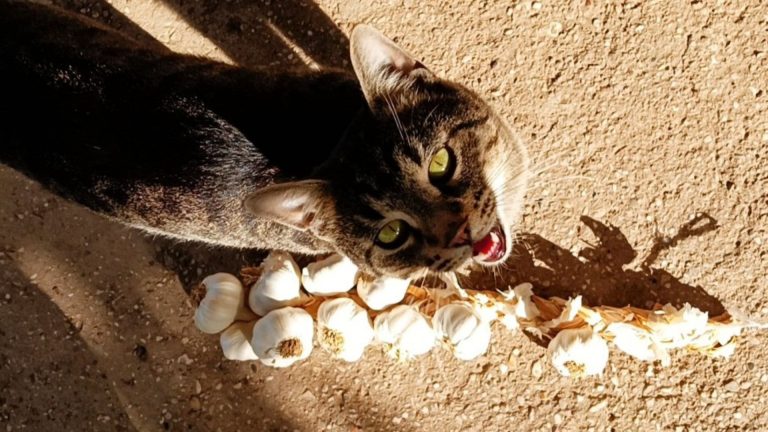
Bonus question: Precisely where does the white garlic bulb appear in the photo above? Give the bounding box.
[220,321,258,361]
[250,307,313,368]
[433,303,492,361]
[316,298,374,362]
[374,305,435,360]
[194,273,256,334]
[548,327,609,377]
[356,275,410,311]
[301,254,359,295]
[248,251,304,316]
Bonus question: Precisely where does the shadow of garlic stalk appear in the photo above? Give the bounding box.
[191,252,768,376]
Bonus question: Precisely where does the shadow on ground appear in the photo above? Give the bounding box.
[51,0,351,70]
[461,213,725,315]
[159,0,351,69]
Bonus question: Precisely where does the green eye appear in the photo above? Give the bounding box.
[428,148,455,183]
[376,219,410,249]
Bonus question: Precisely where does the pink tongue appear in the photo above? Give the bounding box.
[473,232,497,257]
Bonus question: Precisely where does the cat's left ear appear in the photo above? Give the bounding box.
[350,25,434,107]
[244,180,335,235]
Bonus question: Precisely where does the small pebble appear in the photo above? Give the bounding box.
[554,413,563,425]
[549,21,563,36]
[189,397,201,411]
[589,400,607,413]
[531,360,543,378]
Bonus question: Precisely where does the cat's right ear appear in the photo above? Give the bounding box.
[244,180,334,234]
[350,25,433,107]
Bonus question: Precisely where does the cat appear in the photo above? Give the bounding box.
[0,0,529,279]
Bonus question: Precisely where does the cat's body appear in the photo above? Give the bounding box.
[0,0,360,254]
[0,1,529,278]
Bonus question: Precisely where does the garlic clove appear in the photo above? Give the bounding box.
[248,251,304,316]
[374,305,435,361]
[316,297,374,362]
[548,327,609,377]
[194,273,255,334]
[356,275,410,311]
[301,254,359,295]
[433,303,492,361]
[251,307,313,368]
[220,321,259,361]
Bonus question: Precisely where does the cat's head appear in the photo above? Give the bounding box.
[247,25,529,279]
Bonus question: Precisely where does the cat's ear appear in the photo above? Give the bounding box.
[244,180,334,233]
[350,25,432,106]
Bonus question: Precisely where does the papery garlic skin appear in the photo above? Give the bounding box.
[605,322,669,365]
[248,251,303,316]
[357,276,409,311]
[316,298,374,362]
[544,296,582,328]
[497,302,520,330]
[220,321,258,361]
[548,327,609,377]
[645,303,709,349]
[433,303,492,361]
[251,307,313,368]
[301,254,359,295]
[195,273,255,334]
[499,283,540,319]
[374,305,435,360]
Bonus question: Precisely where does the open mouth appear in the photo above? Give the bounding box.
[472,224,507,264]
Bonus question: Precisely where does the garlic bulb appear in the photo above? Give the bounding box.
[248,251,304,316]
[356,275,410,311]
[374,305,435,360]
[251,307,313,368]
[548,327,609,377]
[433,303,492,361]
[220,321,258,361]
[316,298,374,362]
[605,322,670,365]
[194,273,256,334]
[301,254,359,295]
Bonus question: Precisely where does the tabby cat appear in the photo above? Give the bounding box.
[0,1,529,278]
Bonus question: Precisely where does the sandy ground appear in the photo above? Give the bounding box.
[1,0,767,431]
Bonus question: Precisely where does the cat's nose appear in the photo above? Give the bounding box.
[448,218,471,248]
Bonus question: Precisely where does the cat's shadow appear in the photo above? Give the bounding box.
[461,213,725,315]
[159,213,726,318]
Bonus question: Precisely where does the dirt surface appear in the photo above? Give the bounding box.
[2,0,767,431]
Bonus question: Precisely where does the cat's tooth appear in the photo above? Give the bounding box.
[316,298,375,362]
[250,307,314,368]
[374,305,435,361]
[248,251,305,316]
[432,303,492,361]
[194,273,256,334]
[220,321,259,361]
[356,275,410,311]
[301,254,359,295]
